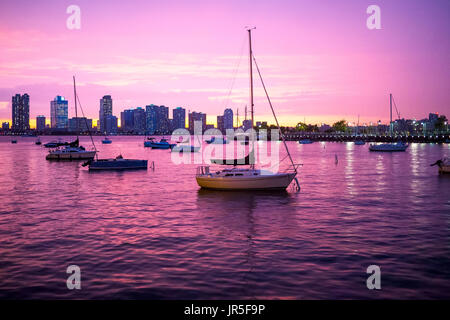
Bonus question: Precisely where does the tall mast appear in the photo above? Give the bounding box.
[73,76,79,142]
[389,93,393,136]
[248,28,254,129]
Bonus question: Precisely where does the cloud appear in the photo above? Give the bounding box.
[0,101,8,110]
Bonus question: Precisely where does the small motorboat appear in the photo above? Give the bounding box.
[369,141,408,152]
[11,139,17,144]
[354,140,365,145]
[170,145,200,153]
[144,137,155,147]
[431,158,450,174]
[35,138,42,145]
[147,138,175,149]
[205,136,229,144]
[298,139,313,144]
[83,155,148,171]
[102,137,112,144]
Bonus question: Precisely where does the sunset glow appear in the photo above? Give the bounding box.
[1,0,449,127]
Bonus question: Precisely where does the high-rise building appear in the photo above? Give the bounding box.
[99,95,113,134]
[133,107,146,134]
[145,105,169,134]
[189,111,206,133]
[242,119,252,131]
[120,109,134,132]
[429,113,439,122]
[157,105,169,134]
[173,107,186,130]
[105,115,118,134]
[50,96,68,129]
[36,115,46,132]
[145,105,158,134]
[223,108,233,130]
[12,93,30,132]
[217,115,224,133]
[68,117,93,133]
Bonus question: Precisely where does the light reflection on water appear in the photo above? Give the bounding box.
[0,136,449,299]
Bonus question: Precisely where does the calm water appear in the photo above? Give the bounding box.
[0,136,449,299]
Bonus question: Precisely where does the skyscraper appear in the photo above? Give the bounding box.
[12,93,30,132]
[120,109,135,132]
[105,115,118,134]
[99,95,113,134]
[157,105,169,134]
[50,96,68,129]
[217,115,224,133]
[133,107,146,134]
[146,105,169,134]
[36,115,46,132]
[223,108,233,131]
[145,105,158,134]
[173,107,186,131]
[189,111,206,133]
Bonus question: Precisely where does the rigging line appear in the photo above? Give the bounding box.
[222,34,247,109]
[75,92,98,157]
[252,53,297,174]
[392,96,401,119]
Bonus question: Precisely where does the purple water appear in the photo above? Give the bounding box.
[0,136,449,299]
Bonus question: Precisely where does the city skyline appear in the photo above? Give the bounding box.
[0,0,449,127]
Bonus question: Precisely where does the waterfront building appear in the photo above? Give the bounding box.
[105,115,118,134]
[36,115,46,132]
[223,108,233,130]
[50,96,68,129]
[133,107,146,134]
[120,109,135,132]
[2,122,10,131]
[242,119,252,131]
[173,107,186,130]
[99,95,113,134]
[217,115,224,133]
[68,117,93,133]
[146,105,169,134]
[189,111,206,133]
[12,93,30,132]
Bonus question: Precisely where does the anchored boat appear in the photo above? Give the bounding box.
[196,28,300,191]
[205,136,229,144]
[171,145,200,153]
[298,139,313,144]
[83,155,148,171]
[46,76,97,160]
[369,94,408,152]
[146,138,175,149]
[102,137,112,144]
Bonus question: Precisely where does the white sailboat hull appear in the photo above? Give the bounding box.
[196,172,296,190]
[46,150,96,160]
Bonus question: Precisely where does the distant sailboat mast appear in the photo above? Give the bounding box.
[73,76,79,145]
[390,93,393,136]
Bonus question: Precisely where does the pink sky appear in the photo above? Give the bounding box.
[0,0,449,127]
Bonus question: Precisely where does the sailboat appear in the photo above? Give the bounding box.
[196,28,300,190]
[46,76,97,160]
[369,93,408,152]
[354,115,365,145]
